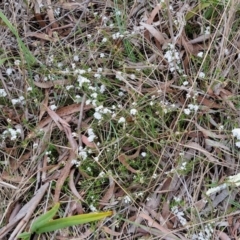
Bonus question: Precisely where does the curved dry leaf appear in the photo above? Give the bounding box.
[69,169,85,202]
[102,226,121,236]
[139,212,178,239]
[205,139,230,151]
[216,230,231,240]
[81,135,97,148]
[34,79,71,88]
[140,22,166,45]
[99,175,115,209]
[183,142,230,167]
[26,32,57,42]
[118,154,140,174]
[194,122,228,139]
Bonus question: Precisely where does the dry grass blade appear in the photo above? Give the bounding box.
[0,183,49,239]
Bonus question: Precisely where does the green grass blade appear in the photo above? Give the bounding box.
[31,203,60,233]
[0,11,36,65]
[17,232,31,240]
[35,211,113,234]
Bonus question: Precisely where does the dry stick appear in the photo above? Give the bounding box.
[77,94,86,146]
[63,0,92,40]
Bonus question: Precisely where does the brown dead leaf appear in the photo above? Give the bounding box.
[139,212,179,239]
[99,175,115,209]
[216,230,231,240]
[27,103,93,139]
[183,142,230,167]
[140,22,165,45]
[46,0,58,29]
[39,89,49,121]
[81,135,97,148]
[69,169,85,202]
[194,121,228,139]
[26,32,57,42]
[102,226,121,236]
[33,79,71,88]
[196,95,224,109]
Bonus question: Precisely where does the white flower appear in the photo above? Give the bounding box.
[79,150,88,160]
[66,85,74,91]
[87,34,92,38]
[11,98,23,105]
[33,142,38,149]
[205,26,210,35]
[130,109,138,115]
[116,10,121,16]
[6,68,13,76]
[233,129,240,140]
[14,60,21,66]
[112,32,120,40]
[94,112,102,120]
[118,91,124,97]
[197,52,204,58]
[73,55,79,62]
[77,75,90,87]
[71,63,76,69]
[91,92,98,98]
[102,37,107,43]
[89,204,97,212]
[100,53,105,58]
[71,159,80,167]
[182,81,189,86]
[0,89,7,97]
[50,104,57,111]
[236,142,240,148]
[141,152,146,157]
[123,195,131,204]
[130,74,136,80]
[27,87,33,91]
[99,84,106,93]
[199,72,205,78]
[99,171,105,177]
[94,73,101,79]
[118,117,126,123]
[184,108,191,115]
[188,104,199,112]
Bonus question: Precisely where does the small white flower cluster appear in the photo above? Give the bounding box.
[112,32,124,40]
[204,26,211,35]
[0,89,7,97]
[232,128,240,147]
[11,96,25,105]
[171,206,187,226]
[192,224,213,240]
[93,105,113,121]
[184,104,199,115]
[71,159,80,167]
[2,128,21,140]
[78,146,88,160]
[87,128,97,142]
[179,161,187,170]
[6,68,13,76]
[164,43,182,73]
[123,195,131,204]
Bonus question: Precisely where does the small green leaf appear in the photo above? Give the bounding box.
[35,211,113,234]
[31,203,60,233]
[17,232,31,240]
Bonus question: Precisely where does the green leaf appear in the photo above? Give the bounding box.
[31,203,60,233]
[17,232,31,240]
[35,211,113,234]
